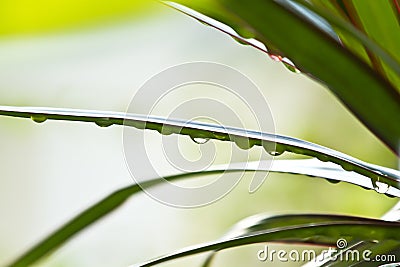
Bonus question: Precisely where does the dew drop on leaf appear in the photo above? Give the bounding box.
[341,163,354,172]
[234,137,254,150]
[31,115,47,123]
[191,136,210,144]
[282,61,300,73]
[268,150,284,156]
[159,127,174,136]
[326,178,340,184]
[281,57,300,73]
[263,143,285,156]
[95,118,113,127]
[267,151,283,157]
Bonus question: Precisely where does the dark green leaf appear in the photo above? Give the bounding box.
[168,0,400,155]
[132,214,400,267]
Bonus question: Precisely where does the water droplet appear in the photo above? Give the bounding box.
[95,118,113,127]
[234,137,254,150]
[31,115,47,123]
[159,127,174,136]
[269,54,282,62]
[268,150,284,156]
[326,178,340,184]
[281,57,300,73]
[191,136,210,144]
[341,163,353,172]
[263,143,285,156]
[372,178,389,194]
[282,61,300,73]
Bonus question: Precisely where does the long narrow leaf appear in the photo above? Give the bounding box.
[168,0,400,155]
[303,240,400,267]
[0,106,398,191]
[130,215,400,267]
[5,172,204,267]
[204,213,400,267]
[311,0,400,89]
[201,213,400,267]
[9,159,399,266]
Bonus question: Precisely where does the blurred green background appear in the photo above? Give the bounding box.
[0,1,398,266]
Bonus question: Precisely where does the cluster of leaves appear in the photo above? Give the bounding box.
[1,0,400,266]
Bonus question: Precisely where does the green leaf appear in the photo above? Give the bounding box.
[0,105,398,191]
[168,0,400,155]
[308,199,400,267]
[132,214,400,267]
[6,172,200,267]
[306,1,371,66]
[312,240,400,267]
[311,0,400,92]
[203,213,400,267]
[9,158,399,266]
[349,0,400,63]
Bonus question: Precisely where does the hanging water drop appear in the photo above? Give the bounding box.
[191,136,210,144]
[31,115,47,123]
[282,61,300,73]
[372,178,389,194]
[341,163,353,172]
[234,137,254,150]
[159,127,174,136]
[95,118,113,127]
[326,178,340,184]
[263,143,285,156]
[268,150,284,156]
[281,57,300,73]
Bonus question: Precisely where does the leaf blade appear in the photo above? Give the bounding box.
[132,215,400,267]
[0,105,398,190]
[169,0,400,154]
[8,159,399,266]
